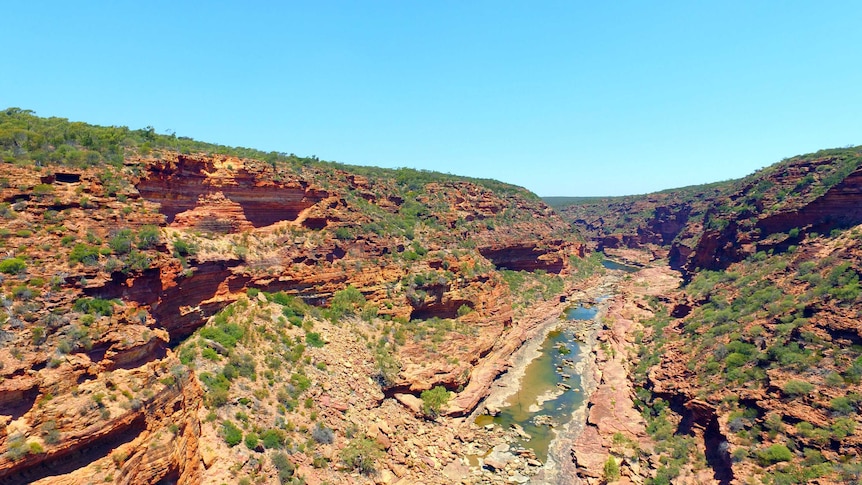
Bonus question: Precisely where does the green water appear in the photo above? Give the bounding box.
[475,304,597,462]
[601,258,640,273]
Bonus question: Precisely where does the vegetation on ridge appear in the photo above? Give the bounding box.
[0,107,531,196]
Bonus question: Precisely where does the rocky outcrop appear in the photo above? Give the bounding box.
[136,154,329,230]
[479,241,567,273]
[756,166,862,236]
[672,157,862,275]
[0,356,202,485]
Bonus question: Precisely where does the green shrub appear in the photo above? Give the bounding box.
[374,347,401,387]
[420,386,450,418]
[271,452,295,484]
[825,262,860,302]
[124,250,151,272]
[229,352,256,379]
[312,454,329,469]
[261,428,286,449]
[136,225,160,249]
[757,444,793,465]
[199,371,230,407]
[173,238,197,257]
[604,456,620,481]
[201,347,219,361]
[199,371,230,392]
[108,229,134,254]
[222,363,238,381]
[31,326,46,345]
[40,420,60,445]
[0,257,26,274]
[221,420,243,447]
[724,352,748,368]
[4,435,29,461]
[179,346,197,365]
[457,304,473,317]
[199,322,244,349]
[330,285,366,317]
[832,417,856,439]
[32,183,54,195]
[290,372,311,394]
[340,437,382,475]
[12,285,35,300]
[305,331,325,348]
[782,380,814,397]
[74,297,115,316]
[69,243,100,265]
[244,432,259,450]
[207,388,228,407]
[830,396,855,415]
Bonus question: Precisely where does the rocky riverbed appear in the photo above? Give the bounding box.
[461,271,626,484]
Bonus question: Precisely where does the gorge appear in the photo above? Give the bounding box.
[1,110,861,484]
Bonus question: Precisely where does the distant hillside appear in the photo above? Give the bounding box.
[550,147,862,266]
[547,180,735,252]
[670,147,862,274]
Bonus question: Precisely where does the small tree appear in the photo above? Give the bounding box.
[330,285,366,316]
[603,455,620,481]
[420,386,451,418]
[340,437,382,475]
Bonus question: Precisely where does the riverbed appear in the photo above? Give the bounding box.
[470,271,623,483]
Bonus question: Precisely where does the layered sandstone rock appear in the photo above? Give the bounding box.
[671,155,862,275]
[0,150,581,483]
[136,154,329,229]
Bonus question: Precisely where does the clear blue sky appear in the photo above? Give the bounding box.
[4,2,861,196]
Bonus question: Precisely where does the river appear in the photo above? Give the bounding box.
[468,264,629,483]
[473,304,597,463]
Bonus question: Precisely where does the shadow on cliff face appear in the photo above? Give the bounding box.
[703,418,734,484]
[670,397,734,485]
[136,154,328,228]
[479,243,565,273]
[0,415,146,485]
[87,262,245,344]
[1,386,39,422]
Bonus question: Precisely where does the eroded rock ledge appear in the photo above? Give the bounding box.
[0,152,583,483]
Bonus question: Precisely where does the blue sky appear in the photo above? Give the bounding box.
[4,2,861,196]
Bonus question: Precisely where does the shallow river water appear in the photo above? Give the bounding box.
[474,303,598,462]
